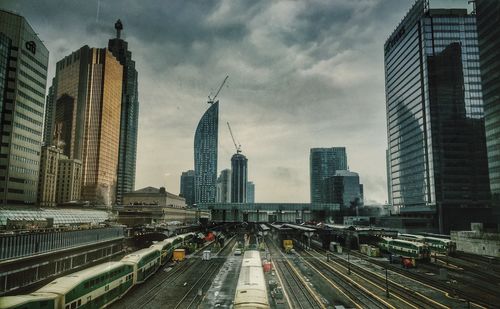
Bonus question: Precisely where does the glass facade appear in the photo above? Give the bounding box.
[385,0,491,232]
[246,181,255,203]
[309,147,347,203]
[180,170,195,206]
[324,170,361,211]
[108,21,139,205]
[231,153,247,203]
[0,10,49,205]
[476,0,500,201]
[194,102,218,204]
[216,169,231,203]
[53,47,123,206]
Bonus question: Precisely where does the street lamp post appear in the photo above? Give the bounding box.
[385,267,390,298]
[347,248,351,275]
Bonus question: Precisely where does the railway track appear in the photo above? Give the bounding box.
[299,249,392,309]
[343,249,497,309]
[266,237,324,309]
[172,236,236,308]
[308,249,446,309]
[124,241,216,309]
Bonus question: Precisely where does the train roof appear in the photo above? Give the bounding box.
[391,238,427,247]
[121,247,158,263]
[36,262,124,295]
[150,239,173,250]
[0,293,56,309]
[398,233,424,238]
[243,250,261,260]
[235,259,268,307]
[423,236,453,243]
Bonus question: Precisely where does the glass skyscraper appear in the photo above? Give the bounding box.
[385,0,491,232]
[231,153,247,203]
[309,147,347,203]
[0,10,49,205]
[180,169,195,206]
[476,0,500,202]
[194,102,218,204]
[246,181,255,203]
[216,169,231,203]
[108,20,139,205]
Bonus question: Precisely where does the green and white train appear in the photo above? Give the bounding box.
[398,233,456,255]
[379,237,430,260]
[0,232,197,309]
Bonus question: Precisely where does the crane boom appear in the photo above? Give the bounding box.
[227,122,241,153]
[208,75,229,104]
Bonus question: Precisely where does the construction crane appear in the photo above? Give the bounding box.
[227,122,242,154]
[208,75,229,104]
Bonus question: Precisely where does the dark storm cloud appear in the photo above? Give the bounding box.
[1,0,415,203]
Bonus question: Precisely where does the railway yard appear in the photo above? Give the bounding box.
[1,223,500,309]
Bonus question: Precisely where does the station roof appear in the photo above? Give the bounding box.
[0,207,109,227]
[259,224,270,231]
[197,203,340,212]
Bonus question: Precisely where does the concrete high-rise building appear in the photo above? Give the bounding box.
[37,146,63,207]
[43,78,56,146]
[325,170,361,211]
[310,147,347,203]
[476,0,500,202]
[385,0,491,233]
[180,170,195,206]
[194,102,218,204]
[0,10,49,205]
[231,153,248,203]
[52,46,123,206]
[56,157,82,204]
[216,169,231,203]
[246,181,255,203]
[108,20,139,205]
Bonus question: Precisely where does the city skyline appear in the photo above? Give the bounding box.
[2,0,446,204]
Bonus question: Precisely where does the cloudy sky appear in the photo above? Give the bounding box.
[3,0,420,204]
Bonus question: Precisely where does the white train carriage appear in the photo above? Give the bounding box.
[121,247,160,284]
[0,293,58,309]
[234,250,270,309]
[150,238,175,265]
[33,261,133,309]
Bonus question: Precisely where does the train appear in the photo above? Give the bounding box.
[233,250,270,309]
[398,233,456,255]
[0,232,198,309]
[379,237,430,260]
[282,240,293,253]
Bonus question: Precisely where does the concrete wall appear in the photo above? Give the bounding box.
[451,230,500,257]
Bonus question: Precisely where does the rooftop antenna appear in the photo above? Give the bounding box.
[115,19,123,39]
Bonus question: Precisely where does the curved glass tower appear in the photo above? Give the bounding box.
[194,102,218,204]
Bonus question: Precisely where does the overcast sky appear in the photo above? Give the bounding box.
[2,0,419,204]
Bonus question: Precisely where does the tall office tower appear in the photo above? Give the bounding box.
[216,169,231,203]
[384,0,491,233]
[180,170,195,206]
[53,46,123,206]
[476,0,500,202]
[194,102,218,204]
[43,78,56,146]
[324,170,361,211]
[386,149,393,205]
[309,147,347,203]
[246,181,255,203]
[37,146,63,207]
[56,157,82,204]
[0,11,49,205]
[108,20,139,205]
[231,153,247,203]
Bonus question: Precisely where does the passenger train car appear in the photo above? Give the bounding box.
[233,250,270,309]
[379,237,430,260]
[398,233,456,255]
[0,233,198,309]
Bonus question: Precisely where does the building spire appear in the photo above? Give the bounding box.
[114,19,123,39]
